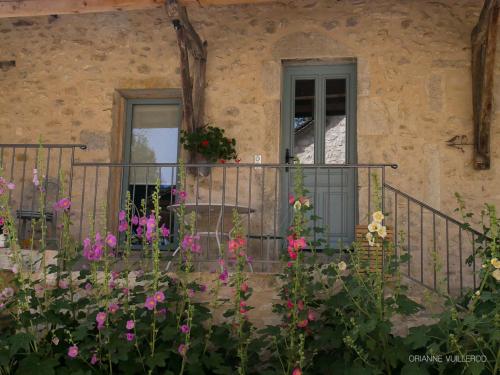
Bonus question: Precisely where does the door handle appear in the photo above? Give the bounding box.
[285,148,291,164]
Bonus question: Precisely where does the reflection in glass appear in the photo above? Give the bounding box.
[325,79,346,164]
[130,104,180,185]
[293,79,315,164]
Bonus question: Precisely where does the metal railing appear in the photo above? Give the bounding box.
[0,143,483,294]
[383,184,482,295]
[0,143,87,247]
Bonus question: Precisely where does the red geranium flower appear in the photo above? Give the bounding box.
[200,139,209,147]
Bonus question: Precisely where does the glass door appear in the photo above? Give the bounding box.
[282,64,357,247]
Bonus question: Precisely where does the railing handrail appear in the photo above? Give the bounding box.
[383,183,483,237]
[0,143,87,150]
[71,161,399,168]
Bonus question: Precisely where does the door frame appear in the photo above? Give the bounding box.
[280,63,358,247]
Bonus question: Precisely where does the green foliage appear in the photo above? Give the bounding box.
[180,126,237,162]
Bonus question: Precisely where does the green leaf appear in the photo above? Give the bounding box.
[400,363,430,375]
[17,355,58,375]
[8,332,34,356]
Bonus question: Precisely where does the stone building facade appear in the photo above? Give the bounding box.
[0,0,497,222]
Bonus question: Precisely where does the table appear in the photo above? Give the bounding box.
[166,203,255,271]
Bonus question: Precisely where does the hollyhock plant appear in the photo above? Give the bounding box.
[54,198,71,211]
[126,320,135,330]
[106,233,117,248]
[108,303,119,314]
[125,333,135,342]
[144,296,156,311]
[96,312,107,330]
[180,324,190,334]
[154,291,165,303]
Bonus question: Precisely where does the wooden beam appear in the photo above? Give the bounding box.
[0,0,275,19]
[471,0,499,169]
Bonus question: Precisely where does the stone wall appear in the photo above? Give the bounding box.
[0,0,498,222]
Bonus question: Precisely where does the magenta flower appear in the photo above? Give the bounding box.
[125,333,135,342]
[0,217,4,226]
[58,279,68,289]
[126,320,135,330]
[6,182,15,190]
[84,283,92,291]
[105,233,117,248]
[90,353,99,365]
[178,343,187,356]
[108,303,119,314]
[180,324,190,334]
[139,216,147,226]
[144,296,156,310]
[219,269,228,284]
[54,198,71,211]
[118,221,128,233]
[154,291,165,303]
[96,311,107,330]
[118,210,126,221]
[182,235,201,254]
[111,271,119,280]
[288,194,295,205]
[68,345,78,358]
[131,215,139,225]
[161,224,170,237]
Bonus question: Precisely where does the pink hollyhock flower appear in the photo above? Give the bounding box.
[219,269,228,284]
[118,221,128,233]
[288,249,297,260]
[0,303,4,310]
[297,300,304,311]
[136,226,143,238]
[118,210,126,221]
[297,319,308,328]
[0,217,4,225]
[241,282,249,293]
[287,300,294,309]
[68,345,78,358]
[180,324,190,334]
[111,271,119,280]
[90,353,99,365]
[288,194,295,205]
[58,279,68,289]
[131,215,139,225]
[157,308,167,316]
[179,191,187,201]
[187,289,195,298]
[178,344,187,356]
[108,303,119,314]
[126,333,135,342]
[2,287,14,298]
[84,283,92,291]
[287,261,293,268]
[96,312,107,329]
[307,310,316,321]
[139,216,147,226]
[126,320,135,330]
[109,281,116,289]
[160,225,170,237]
[6,182,15,190]
[54,198,71,211]
[239,301,247,314]
[122,288,129,295]
[105,233,117,248]
[154,291,165,303]
[292,368,302,375]
[144,296,156,310]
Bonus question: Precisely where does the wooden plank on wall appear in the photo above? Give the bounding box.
[471,0,499,169]
[0,0,275,18]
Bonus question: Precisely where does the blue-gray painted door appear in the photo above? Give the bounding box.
[281,64,357,247]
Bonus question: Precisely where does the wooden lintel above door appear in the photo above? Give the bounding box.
[0,0,275,19]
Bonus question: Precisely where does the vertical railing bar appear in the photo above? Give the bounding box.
[169,167,174,245]
[381,167,385,281]
[247,166,253,244]
[420,205,423,284]
[407,198,411,277]
[235,166,240,207]
[68,147,76,203]
[260,167,265,259]
[367,167,371,220]
[472,232,476,290]
[195,166,200,235]
[459,227,463,296]
[131,168,137,213]
[0,147,4,168]
[313,166,318,245]
[273,167,278,261]
[54,148,63,238]
[17,148,28,236]
[327,165,331,244]
[221,166,227,263]
[43,148,51,210]
[432,213,436,291]
[394,191,398,258]
[92,167,99,233]
[446,218,450,294]
[30,147,39,213]
[78,166,87,243]
[207,169,213,260]
[8,147,15,203]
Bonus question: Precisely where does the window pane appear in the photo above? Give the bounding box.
[130,104,180,185]
[294,79,315,164]
[324,79,346,164]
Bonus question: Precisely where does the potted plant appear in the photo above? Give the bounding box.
[180,125,238,176]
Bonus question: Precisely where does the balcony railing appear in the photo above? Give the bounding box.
[0,144,482,295]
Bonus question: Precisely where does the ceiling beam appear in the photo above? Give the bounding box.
[0,0,273,19]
